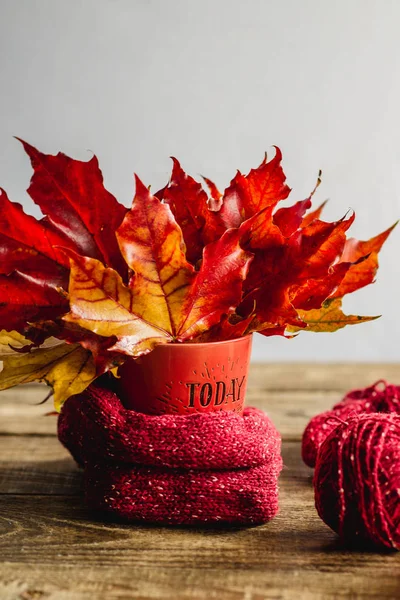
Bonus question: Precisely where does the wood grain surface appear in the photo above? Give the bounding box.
[1,364,399,599]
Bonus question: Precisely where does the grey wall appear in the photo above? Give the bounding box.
[1,0,399,362]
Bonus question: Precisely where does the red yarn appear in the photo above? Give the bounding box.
[58,383,282,526]
[302,380,400,467]
[314,413,400,550]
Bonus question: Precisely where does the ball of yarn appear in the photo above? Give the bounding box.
[314,413,400,550]
[303,380,400,467]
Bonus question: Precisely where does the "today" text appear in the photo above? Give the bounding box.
[185,376,246,408]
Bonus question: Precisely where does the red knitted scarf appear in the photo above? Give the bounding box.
[58,383,283,526]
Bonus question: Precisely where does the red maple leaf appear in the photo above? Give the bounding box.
[0,141,394,407]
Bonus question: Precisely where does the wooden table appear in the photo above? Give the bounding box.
[1,364,400,600]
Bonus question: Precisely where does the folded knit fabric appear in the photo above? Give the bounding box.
[302,380,400,468]
[58,383,282,526]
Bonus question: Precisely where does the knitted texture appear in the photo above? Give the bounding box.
[58,383,282,526]
[314,413,400,550]
[302,380,400,467]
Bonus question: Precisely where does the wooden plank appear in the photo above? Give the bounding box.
[0,464,399,599]
[1,365,400,599]
[0,436,310,495]
[248,362,400,391]
[1,562,399,600]
[249,389,339,439]
[0,385,56,436]
[0,388,341,440]
[2,360,399,403]
[0,435,81,495]
[1,363,399,438]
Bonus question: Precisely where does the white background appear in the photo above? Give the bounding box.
[1,0,399,362]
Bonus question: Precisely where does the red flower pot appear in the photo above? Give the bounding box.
[116,335,253,415]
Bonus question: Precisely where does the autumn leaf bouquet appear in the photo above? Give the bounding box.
[0,141,394,412]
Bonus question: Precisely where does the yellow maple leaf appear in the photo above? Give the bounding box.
[0,331,96,411]
[289,299,379,333]
[63,252,172,356]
